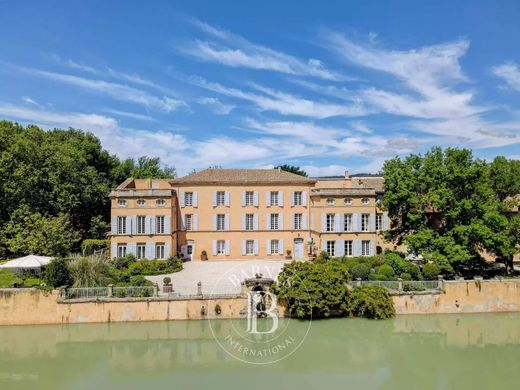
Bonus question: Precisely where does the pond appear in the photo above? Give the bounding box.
[1,313,520,389]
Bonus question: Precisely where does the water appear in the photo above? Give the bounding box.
[1,313,520,389]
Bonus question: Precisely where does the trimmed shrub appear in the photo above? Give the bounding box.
[44,258,73,288]
[166,256,183,272]
[163,276,172,285]
[351,263,371,280]
[377,264,396,279]
[129,275,153,286]
[347,285,395,319]
[403,282,426,292]
[113,254,137,270]
[128,260,179,276]
[367,256,385,267]
[400,272,412,281]
[423,263,442,280]
[81,239,110,256]
[369,273,388,281]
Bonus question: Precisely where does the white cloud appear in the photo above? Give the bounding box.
[492,62,520,91]
[103,108,155,121]
[21,96,39,106]
[197,97,235,115]
[182,20,344,80]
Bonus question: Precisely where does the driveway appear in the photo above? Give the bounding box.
[146,260,290,296]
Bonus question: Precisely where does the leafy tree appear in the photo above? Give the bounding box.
[488,156,520,201]
[44,258,73,288]
[347,286,395,320]
[113,156,176,181]
[275,164,308,177]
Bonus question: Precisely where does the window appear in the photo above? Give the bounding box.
[137,244,146,259]
[326,241,335,257]
[361,240,370,256]
[361,214,370,232]
[184,192,193,207]
[245,191,254,206]
[216,214,226,231]
[344,240,353,257]
[117,216,126,234]
[137,199,146,207]
[326,214,335,232]
[155,243,165,259]
[185,214,193,231]
[216,191,225,206]
[271,240,280,254]
[270,213,279,230]
[294,213,302,230]
[117,199,127,207]
[326,197,335,206]
[156,199,166,207]
[245,214,254,230]
[217,240,226,255]
[361,197,370,205]
[270,191,279,206]
[117,244,127,257]
[137,216,145,234]
[376,213,383,231]
[344,214,352,232]
[246,240,254,255]
[294,191,302,206]
[156,216,165,234]
[344,198,352,205]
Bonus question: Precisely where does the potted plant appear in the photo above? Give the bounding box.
[285,249,292,260]
[201,250,208,261]
[163,276,173,293]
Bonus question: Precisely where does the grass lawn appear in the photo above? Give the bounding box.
[0,269,41,288]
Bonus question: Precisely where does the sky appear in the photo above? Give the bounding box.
[1,0,520,176]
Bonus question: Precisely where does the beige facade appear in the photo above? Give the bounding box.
[109,168,387,260]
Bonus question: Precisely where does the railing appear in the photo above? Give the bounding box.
[66,287,109,299]
[348,279,441,293]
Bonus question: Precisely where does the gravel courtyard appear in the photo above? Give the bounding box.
[146,260,290,295]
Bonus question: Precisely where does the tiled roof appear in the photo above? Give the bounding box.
[352,177,385,192]
[171,168,315,185]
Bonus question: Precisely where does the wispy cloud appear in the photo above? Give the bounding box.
[21,96,40,106]
[181,19,345,80]
[492,62,520,91]
[197,97,235,114]
[103,108,155,121]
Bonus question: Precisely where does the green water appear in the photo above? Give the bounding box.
[1,313,520,389]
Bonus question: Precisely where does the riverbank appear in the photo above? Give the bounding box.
[1,279,520,325]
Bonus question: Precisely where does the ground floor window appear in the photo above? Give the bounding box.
[217,240,226,255]
[326,241,335,257]
[155,243,165,259]
[136,243,146,259]
[361,240,370,256]
[246,240,254,255]
[376,213,383,231]
[271,239,280,254]
[117,244,127,257]
[344,240,353,257]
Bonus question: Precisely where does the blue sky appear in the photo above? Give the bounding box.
[1,0,520,176]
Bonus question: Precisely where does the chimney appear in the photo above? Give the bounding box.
[344,169,349,179]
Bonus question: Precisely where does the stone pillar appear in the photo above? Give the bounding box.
[153,283,159,297]
[59,286,67,299]
[241,282,248,295]
[108,284,114,297]
[197,281,202,296]
[356,278,361,287]
[397,278,403,292]
[437,275,444,291]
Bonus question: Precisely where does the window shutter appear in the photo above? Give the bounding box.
[279,214,284,230]
[266,192,271,207]
[253,191,259,207]
[310,213,315,230]
[212,192,217,207]
[335,240,345,257]
[180,192,185,208]
[241,213,246,230]
[225,240,230,256]
[164,216,171,234]
[111,243,117,258]
[302,214,308,229]
[253,240,259,255]
[334,213,341,232]
[352,213,360,232]
[193,214,198,231]
[111,216,117,235]
[126,217,132,235]
[383,212,389,231]
[212,215,217,231]
[291,192,295,207]
[241,240,246,255]
[291,214,296,229]
[321,240,327,253]
[279,239,284,254]
[267,240,272,255]
[145,243,154,259]
[225,191,230,207]
[266,214,271,230]
[241,191,246,206]
[225,214,230,230]
[302,191,308,206]
[321,214,327,232]
[150,216,156,235]
[193,192,198,207]
[212,240,217,256]
[353,240,362,257]
[369,240,375,256]
[370,214,376,232]
[181,215,186,230]
[279,191,284,206]
[253,214,259,230]
[165,243,171,258]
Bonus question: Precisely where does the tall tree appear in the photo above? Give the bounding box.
[275,164,308,177]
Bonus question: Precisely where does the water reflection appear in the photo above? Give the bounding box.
[1,313,520,389]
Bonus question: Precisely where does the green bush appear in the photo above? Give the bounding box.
[367,256,385,267]
[113,254,137,270]
[384,252,422,280]
[44,258,73,288]
[81,239,110,256]
[129,275,153,286]
[347,285,395,320]
[166,256,183,272]
[128,260,179,276]
[423,252,455,279]
[422,263,441,280]
[69,256,112,287]
[351,263,371,280]
[316,250,330,262]
[368,273,388,281]
[377,264,396,279]
[400,272,412,281]
[403,282,426,292]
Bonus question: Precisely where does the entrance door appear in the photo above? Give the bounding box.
[293,238,304,259]
[186,243,194,261]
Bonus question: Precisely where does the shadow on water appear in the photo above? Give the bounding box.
[1,313,520,389]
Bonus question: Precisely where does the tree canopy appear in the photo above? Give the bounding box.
[382,147,520,273]
[0,120,174,258]
[275,164,308,177]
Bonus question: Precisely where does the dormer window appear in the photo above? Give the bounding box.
[362,198,370,205]
[117,199,127,207]
[136,199,146,207]
[344,198,352,205]
[156,199,166,207]
[326,197,335,206]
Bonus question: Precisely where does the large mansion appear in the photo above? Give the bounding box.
[109,168,389,261]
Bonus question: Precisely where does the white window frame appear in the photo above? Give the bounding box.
[216,214,226,231]
[294,213,302,230]
[184,192,193,207]
[137,199,146,207]
[245,240,254,255]
[216,191,225,206]
[136,244,146,259]
[326,197,335,206]
[361,197,370,205]
[156,199,166,207]
[344,240,353,257]
[117,243,127,257]
[270,191,279,206]
[156,216,165,234]
[361,214,370,232]
[271,239,280,254]
[245,191,254,206]
[361,240,370,256]
[294,191,302,206]
[245,214,254,231]
[137,215,145,234]
[344,198,352,205]
[117,199,127,207]
[155,243,165,259]
[270,213,279,230]
[326,214,335,232]
[344,214,352,232]
[216,240,226,255]
[326,241,335,257]
[376,213,383,231]
[185,214,193,231]
[117,216,126,235]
